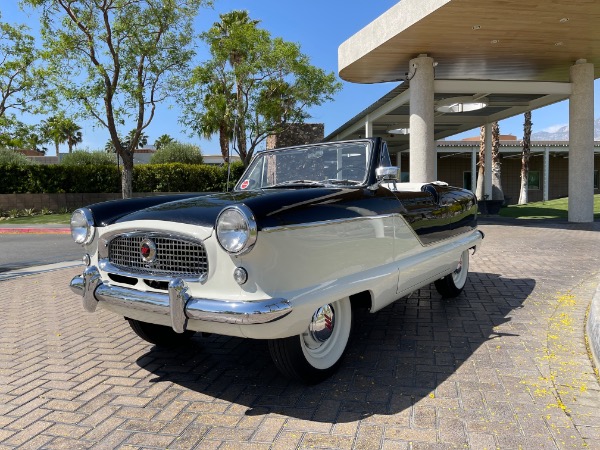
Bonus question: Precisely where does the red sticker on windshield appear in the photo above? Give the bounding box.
[240,180,250,189]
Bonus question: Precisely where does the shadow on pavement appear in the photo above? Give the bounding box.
[478,215,600,231]
[135,271,534,423]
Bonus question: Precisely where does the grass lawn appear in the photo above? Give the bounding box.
[498,194,600,219]
[0,213,71,225]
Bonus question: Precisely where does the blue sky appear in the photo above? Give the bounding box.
[3,0,599,155]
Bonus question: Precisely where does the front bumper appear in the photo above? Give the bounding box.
[70,266,292,333]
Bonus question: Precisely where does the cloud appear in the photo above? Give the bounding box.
[541,123,568,133]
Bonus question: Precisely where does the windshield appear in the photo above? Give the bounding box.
[235,141,371,191]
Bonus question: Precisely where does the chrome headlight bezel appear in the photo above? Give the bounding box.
[70,208,95,245]
[216,205,257,255]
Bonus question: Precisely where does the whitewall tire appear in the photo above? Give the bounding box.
[434,249,469,298]
[268,297,352,384]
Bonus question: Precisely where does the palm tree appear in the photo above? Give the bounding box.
[209,11,260,162]
[40,115,67,154]
[63,119,83,153]
[491,121,504,202]
[476,125,485,200]
[40,114,82,153]
[194,70,235,162]
[518,112,532,204]
[124,129,148,149]
[154,134,174,150]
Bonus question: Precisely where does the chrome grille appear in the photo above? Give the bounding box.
[108,233,208,278]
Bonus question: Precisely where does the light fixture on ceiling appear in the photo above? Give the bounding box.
[555,41,564,46]
[491,39,500,44]
[472,25,481,30]
[559,17,569,23]
[387,128,410,135]
[436,96,488,114]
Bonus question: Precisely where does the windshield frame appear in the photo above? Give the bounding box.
[234,139,375,191]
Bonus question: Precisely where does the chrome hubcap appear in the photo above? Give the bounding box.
[304,304,335,349]
[454,254,463,275]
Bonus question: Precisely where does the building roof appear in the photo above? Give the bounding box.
[339,0,600,84]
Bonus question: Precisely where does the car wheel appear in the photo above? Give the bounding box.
[434,249,470,298]
[126,318,195,347]
[268,297,352,384]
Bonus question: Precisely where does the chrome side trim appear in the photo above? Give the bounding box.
[70,266,292,332]
[261,213,398,233]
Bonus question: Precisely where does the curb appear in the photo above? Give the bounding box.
[587,278,600,373]
[0,260,82,281]
[0,227,70,234]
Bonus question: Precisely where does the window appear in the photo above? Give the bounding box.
[594,170,599,189]
[528,171,540,190]
[463,171,472,191]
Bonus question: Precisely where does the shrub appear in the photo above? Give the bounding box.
[60,150,117,166]
[149,142,203,165]
[0,161,246,194]
[0,148,34,165]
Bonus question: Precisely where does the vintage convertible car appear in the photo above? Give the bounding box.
[70,138,483,383]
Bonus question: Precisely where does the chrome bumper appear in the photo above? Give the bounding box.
[70,266,292,333]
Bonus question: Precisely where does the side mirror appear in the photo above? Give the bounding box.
[376,166,399,181]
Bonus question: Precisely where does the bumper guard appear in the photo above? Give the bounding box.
[70,266,292,333]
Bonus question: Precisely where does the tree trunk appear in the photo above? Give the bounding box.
[120,148,134,199]
[518,111,532,204]
[491,121,504,201]
[476,125,485,200]
[219,125,229,163]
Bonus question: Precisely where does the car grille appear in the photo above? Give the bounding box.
[108,233,208,279]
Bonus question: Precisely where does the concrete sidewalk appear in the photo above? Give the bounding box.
[0,221,599,449]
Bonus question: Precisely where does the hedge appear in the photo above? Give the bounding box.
[0,162,246,194]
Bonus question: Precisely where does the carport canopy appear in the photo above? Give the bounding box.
[329,0,600,222]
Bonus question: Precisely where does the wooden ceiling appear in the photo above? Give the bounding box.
[339,0,600,83]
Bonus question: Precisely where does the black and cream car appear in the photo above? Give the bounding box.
[70,138,483,383]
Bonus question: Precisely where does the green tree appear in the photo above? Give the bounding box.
[180,10,341,166]
[0,147,34,165]
[60,149,116,166]
[154,134,175,150]
[0,15,46,130]
[123,129,148,149]
[25,0,210,198]
[0,122,47,153]
[40,113,82,154]
[150,142,203,164]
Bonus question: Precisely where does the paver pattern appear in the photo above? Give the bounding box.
[1,220,599,449]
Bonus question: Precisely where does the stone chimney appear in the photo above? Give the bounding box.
[266,123,325,149]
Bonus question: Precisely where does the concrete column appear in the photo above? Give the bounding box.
[543,147,550,202]
[484,123,492,199]
[397,151,402,173]
[471,147,477,192]
[568,59,594,222]
[364,115,373,138]
[409,55,436,182]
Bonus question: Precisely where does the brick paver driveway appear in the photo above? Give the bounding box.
[1,220,599,449]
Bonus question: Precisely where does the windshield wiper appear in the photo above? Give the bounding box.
[324,179,361,186]
[263,180,325,189]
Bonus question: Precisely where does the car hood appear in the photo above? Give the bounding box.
[112,187,401,230]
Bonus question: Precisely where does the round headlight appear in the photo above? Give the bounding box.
[216,205,257,255]
[70,208,95,245]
